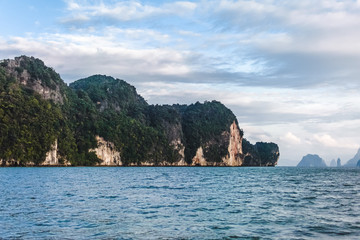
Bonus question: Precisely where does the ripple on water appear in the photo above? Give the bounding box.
[0,167,359,239]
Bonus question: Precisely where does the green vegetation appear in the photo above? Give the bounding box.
[242,139,279,166]
[0,66,61,165]
[70,75,147,120]
[0,56,279,166]
[18,56,64,91]
[182,101,242,164]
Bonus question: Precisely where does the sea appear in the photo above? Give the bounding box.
[0,167,359,240]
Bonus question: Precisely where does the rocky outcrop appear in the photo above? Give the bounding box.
[3,56,64,104]
[191,147,208,166]
[0,139,71,166]
[0,159,20,166]
[344,148,360,167]
[222,121,243,166]
[297,154,327,167]
[40,140,71,166]
[90,136,122,166]
[171,139,186,164]
[337,158,341,167]
[42,140,58,165]
[0,56,280,167]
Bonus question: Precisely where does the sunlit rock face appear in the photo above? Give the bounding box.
[191,147,207,166]
[91,136,122,166]
[42,140,58,165]
[222,121,243,166]
[4,56,64,104]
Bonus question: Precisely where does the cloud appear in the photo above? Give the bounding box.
[54,0,360,89]
[282,132,301,144]
[2,0,360,165]
[199,0,360,88]
[313,133,359,149]
[0,33,196,82]
[61,0,197,25]
[314,134,338,148]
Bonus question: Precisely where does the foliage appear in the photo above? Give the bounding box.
[181,101,238,163]
[18,56,64,91]
[0,72,61,165]
[70,75,147,120]
[96,109,181,165]
[255,142,279,166]
[242,139,279,166]
[242,138,260,166]
[0,56,278,166]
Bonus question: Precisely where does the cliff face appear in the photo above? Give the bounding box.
[90,136,122,166]
[42,140,59,165]
[0,56,279,167]
[2,56,65,104]
[222,121,243,166]
[189,121,244,166]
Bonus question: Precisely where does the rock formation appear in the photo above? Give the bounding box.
[42,140,59,165]
[0,56,280,167]
[222,121,243,166]
[297,154,327,167]
[344,148,360,167]
[337,158,341,167]
[3,56,65,104]
[90,136,122,166]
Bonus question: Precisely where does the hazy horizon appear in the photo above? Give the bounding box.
[1,0,360,166]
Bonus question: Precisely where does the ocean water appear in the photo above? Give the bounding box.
[0,167,359,240]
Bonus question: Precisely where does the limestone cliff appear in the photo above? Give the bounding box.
[90,136,122,166]
[222,121,243,166]
[189,121,244,166]
[42,140,58,165]
[3,56,65,104]
[191,147,208,166]
[0,139,72,166]
[0,56,280,167]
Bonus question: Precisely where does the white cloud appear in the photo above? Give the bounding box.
[62,0,197,24]
[66,0,81,10]
[282,132,301,144]
[313,134,338,148]
[2,0,360,165]
[313,134,359,149]
[0,32,196,81]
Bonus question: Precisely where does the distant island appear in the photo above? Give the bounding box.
[298,149,360,168]
[0,56,279,167]
[297,154,327,167]
[343,148,360,167]
[330,158,341,167]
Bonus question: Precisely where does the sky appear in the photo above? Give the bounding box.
[1,0,360,166]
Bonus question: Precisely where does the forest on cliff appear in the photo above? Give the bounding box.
[0,56,279,166]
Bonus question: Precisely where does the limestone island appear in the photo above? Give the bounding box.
[0,56,279,167]
[297,154,327,167]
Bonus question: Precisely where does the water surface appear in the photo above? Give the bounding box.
[0,167,359,239]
